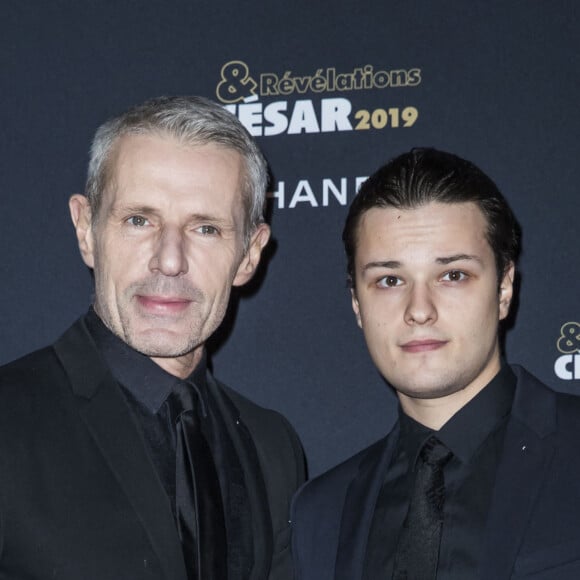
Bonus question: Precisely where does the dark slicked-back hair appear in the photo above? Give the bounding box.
[343,148,521,288]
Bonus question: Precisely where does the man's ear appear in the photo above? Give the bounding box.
[498,262,515,321]
[233,223,271,286]
[351,288,362,329]
[69,194,95,269]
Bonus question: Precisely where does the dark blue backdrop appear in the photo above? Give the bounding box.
[2,0,579,475]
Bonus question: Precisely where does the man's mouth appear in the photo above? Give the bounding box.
[135,295,193,314]
[400,339,448,353]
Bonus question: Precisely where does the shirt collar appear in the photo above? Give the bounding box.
[84,308,209,414]
[399,364,516,466]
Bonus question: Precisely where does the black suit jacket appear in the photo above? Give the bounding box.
[0,317,305,579]
[292,366,580,580]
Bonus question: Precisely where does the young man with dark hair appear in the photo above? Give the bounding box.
[292,148,580,580]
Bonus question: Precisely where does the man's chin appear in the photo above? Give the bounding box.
[125,331,198,360]
[391,376,464,401]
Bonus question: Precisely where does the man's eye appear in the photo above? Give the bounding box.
[442,270,467,282]
[197,225,218,235]
[377,275,402,288]
[127,216,148,227]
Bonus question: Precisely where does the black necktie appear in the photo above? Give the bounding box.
[392,436,452,580]
[172,381,228,580]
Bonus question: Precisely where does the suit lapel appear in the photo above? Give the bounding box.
[54,319,187,580]
[481,366,557,580]
[207,374,272,580]
[335,426,400,580]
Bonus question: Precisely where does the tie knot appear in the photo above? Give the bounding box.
[169,380,205,420]
[419,437,452,467]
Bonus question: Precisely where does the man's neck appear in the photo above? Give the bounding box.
[398,360,502,430]
[151,346,204,379]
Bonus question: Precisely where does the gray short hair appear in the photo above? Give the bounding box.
[85,96,268,242]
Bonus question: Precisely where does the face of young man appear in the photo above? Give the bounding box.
[70,133,270,378]
[351,201,514,426]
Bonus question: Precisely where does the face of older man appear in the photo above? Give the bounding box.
[351,201,514,427]
[70,133,270,378]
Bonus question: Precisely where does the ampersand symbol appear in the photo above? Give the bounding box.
[557,322,580,354]
[216,61,258,104]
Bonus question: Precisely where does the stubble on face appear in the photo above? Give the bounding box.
[94,269,209,358]
[86,134,249,377]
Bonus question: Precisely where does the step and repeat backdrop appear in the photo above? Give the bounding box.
[2,1,579,476]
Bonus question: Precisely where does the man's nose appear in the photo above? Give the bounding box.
[404,284,437,325]
[148,227,189,276]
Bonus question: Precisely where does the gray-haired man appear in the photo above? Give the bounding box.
[0,96,305,580]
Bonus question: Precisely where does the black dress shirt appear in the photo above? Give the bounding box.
[85,309,253,579]
[363,365,516,579]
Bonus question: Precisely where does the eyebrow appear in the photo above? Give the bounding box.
[435,253,484,266]
[361,254,483,273]
[361,260,402,272]
[111,205,232,226]
[110,204,157,216]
